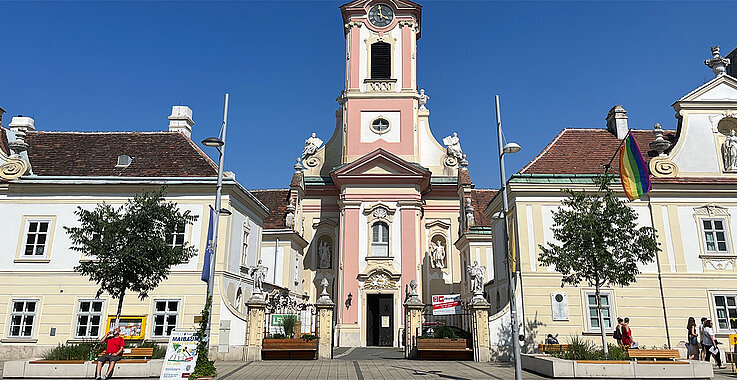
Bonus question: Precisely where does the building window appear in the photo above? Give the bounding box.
[24,220,50,256]
[75,300,104,338]
[371,222,389,257]
[241,228,250,267]
[370,118,390,134]
[702,219,729,253]
[370,42,391,79]
[9,300,38,338]
[714,295,737,331]
[152,300,179,337]
[585,293,612,331]
[166,223,186,248]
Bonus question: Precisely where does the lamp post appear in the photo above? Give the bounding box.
[494,94,522,380]
[201,93,231,349]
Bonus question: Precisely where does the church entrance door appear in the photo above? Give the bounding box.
[366,294,393,346]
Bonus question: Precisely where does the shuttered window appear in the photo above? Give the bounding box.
[371,42,391,79]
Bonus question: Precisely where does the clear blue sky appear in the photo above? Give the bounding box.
[2,1,735,190]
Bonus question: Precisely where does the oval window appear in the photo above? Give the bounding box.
[371,118,390,134]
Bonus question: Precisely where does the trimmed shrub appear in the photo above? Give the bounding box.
[43,341,103,360]
[433,325,458,340]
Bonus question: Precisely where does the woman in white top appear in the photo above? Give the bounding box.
[702,320,726,369]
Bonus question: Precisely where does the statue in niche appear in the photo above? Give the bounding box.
[467,261,486,297]
[429,239,446,269]
[318,240,332,269]
[249,260,268,294]
[722,130,737,171]
[443,132,464,159]
[302,133,323,160]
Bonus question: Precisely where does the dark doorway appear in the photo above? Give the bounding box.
[366,294,393,346]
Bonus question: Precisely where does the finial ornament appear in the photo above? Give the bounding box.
[409,279,418,296]
[320,278,329,297]
[418,89,429,111]
[294,157,303,171]
[705,46,730,77]
[650,123,671,157]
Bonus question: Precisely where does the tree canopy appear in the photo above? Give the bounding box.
[65,187,199,320]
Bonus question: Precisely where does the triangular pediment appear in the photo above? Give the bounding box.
[678,75,737,102]
[330,148,431,189]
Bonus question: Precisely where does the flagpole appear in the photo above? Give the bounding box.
[204,93,229,349]
[646,195,672,349]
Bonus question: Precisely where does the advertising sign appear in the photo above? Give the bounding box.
[159,330,199,380]
[432,294,461,316]
[106,316,146,340]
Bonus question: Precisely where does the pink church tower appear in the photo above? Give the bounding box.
[254,0,495,349]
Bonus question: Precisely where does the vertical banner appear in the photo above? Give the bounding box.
[201,206,215,282]
[507,212,517,273]
[160,330,199,379]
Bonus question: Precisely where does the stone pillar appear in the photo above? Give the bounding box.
[470,298,491,362]
[245,295,268,361]
[316,278,335,360]
[403,280,424,359]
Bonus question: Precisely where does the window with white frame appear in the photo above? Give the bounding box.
[166,223,186,248]
[371,222,389,257]
[75,300,104,338]
[24,220,51,257]
[241,226,250,266]
[702,219,729,253]
[714,295,737,331]
[8,300,38,338]
[152,300,179,337]
[585,292,613,331]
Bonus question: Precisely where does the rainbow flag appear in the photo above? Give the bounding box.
[618,132,651,200]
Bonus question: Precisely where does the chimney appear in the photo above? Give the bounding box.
[168,106,194,138]
[9,115,35,132]
[606,105,628,140]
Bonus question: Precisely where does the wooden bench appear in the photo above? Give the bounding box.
[96,347,156,363]
[538,344,570,353]
[261,338,317,360]
[417,339,473,360]
[626,349,680,361]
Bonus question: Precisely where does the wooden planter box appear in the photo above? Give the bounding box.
[262,338,317,360]
[417,338,473,360]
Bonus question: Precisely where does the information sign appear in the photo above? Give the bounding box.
[159,330,199,380]
[432,294,461,316]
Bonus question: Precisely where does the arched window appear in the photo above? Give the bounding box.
[371,42,391,79]
[371,222,389,257]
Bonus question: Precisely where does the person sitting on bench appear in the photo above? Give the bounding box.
[95,326,125,380]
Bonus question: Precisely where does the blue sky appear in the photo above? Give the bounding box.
[2,1,736,189]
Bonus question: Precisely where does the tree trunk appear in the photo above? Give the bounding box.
[595,286,610,359]
[114,289,125,327]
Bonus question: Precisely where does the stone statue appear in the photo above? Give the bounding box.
[465,198,475,228]
[320,278,329,297]
[467,261,486,297]
[429,240,446,269]
[418,89,429,111]
[318,240,331,269]
[285,198,296,229]
[722,130,737,171]
[443,132,463,159]
[249,260,268,294]
[302,133,323,160]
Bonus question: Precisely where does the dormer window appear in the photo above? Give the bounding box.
[371,42,391,79]
[116,155,132,168]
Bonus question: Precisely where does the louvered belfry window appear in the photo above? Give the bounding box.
[371,42,391,79]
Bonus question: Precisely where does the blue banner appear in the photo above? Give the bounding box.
[201,206,215,282]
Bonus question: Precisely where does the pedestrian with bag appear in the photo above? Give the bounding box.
[613,317,624,346]
[687,317,699,360]
[699,317,708,361]
[702,319,726,369]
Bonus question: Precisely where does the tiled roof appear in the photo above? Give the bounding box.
[0,128,8,155]
[470,189,496,227]
[22,131,218,177]
[250,189,290,229]
[458,167,472,186]
[520,129,677,175]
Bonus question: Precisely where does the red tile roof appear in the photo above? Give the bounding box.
[520,129,676,175]
[471,189,497,227]
[250,189,290,229]
[22,131,218,177]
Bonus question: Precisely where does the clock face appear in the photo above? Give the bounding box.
[368,3,394,28]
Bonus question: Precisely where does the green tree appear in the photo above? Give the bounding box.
[538,176,659,358]
[65,188,198,325]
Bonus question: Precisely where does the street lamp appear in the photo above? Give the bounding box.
[201,93,230,350]
[494,94,522,380]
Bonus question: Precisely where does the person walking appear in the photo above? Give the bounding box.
[621,317,634,348]
[613,317,624,346]
[699,317,708,361]
[702,319,726,369]
[687,317,699,360]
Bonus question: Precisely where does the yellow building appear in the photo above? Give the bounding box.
[484,47,737,359]
[0,106,278,360]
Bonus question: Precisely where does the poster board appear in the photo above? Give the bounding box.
[432,294,461,316]
[159,330,199,380]
[106,316,146,340]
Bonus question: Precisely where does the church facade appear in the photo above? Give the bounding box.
[253,0,494,348]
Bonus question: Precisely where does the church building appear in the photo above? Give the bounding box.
[253,0,495,348]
